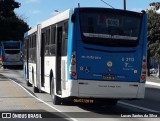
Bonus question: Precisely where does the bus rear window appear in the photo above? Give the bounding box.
[3,43,20,49]
[79,8,142,46]
[5,50,20,54]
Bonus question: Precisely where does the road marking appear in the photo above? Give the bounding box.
[146,81,160,87]
[6,76,160,120]
[119,101,160,113]
[9,78,78,121]
[119,81,160,113]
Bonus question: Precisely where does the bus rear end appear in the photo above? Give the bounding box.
[2,41,23,68]
[68,8,147,101]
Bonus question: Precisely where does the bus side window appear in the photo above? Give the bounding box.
[34,34,36,48]
[50,27,56,55]
[33,34,36,63]
[29,37,31,49]
[51,27,56,44]
[41,33,45,57]
[45,29,50,56]
[62,21,68,56]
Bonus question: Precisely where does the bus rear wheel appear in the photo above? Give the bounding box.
[32,72,39,93]
[3,65,7,69]
[33,84,39,93]
[51,78,61,105]
[26,79,32,87]
[103,99,118,106]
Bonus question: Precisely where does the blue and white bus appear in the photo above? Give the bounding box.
[24,7,147,105]
[1,40,23,68]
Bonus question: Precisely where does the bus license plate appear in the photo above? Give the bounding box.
[103,75,115,80]
[73,98,94,103]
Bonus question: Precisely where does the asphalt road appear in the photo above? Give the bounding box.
[0,68,160,121]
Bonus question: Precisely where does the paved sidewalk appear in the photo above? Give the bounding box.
[146,77,160,88]
[0,74,54,112]
[147,77,160,83]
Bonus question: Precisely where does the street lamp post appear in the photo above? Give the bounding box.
[124,0,126,10]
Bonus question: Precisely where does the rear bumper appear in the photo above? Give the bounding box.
[66,80,145,99]
[2,61,23,66]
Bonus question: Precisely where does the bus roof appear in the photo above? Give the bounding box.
[26,9,70,36]
[24,7,145,37]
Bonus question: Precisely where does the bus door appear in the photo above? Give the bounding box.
[41,32,45,87]
[55,25,63,95]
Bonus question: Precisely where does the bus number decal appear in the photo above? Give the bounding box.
[122,57,134,62]
[106,19,119,27]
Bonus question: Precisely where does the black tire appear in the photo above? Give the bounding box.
[95,99,118,107]
[32,71,39,93]
[33,85,39,93]
[26,79,32,87]
[25,66,31,87]
[110,99,118,106]
[3,65,7,69]
[105,99,118,106]
[51,78,61,105]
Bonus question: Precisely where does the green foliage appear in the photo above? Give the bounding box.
[147,5,160,63]
[0,0,20,17]
[149,2,160,10]
[0,16,29,41]
[0,0,29,41]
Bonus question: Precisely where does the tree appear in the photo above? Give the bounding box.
[0,0,20,17]
[147,2,160,76]
[0,0,29,41]
[149,2,160,11]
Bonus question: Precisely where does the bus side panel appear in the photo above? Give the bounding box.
[43,56,56,94]
[137,13,147,98]
[67,9,77,80]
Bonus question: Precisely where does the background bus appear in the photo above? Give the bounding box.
[24,7,147,105]
[0,42,2,65]
[1,40,23,69]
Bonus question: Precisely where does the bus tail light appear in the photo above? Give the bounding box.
[140,56,146,82]
[71,72,77,77]
[141,75,145,80]
[71,60,76,65]
[69,52,77,79]
[20,52,23,60]
[0,56,4,62]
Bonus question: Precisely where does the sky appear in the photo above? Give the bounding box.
[15,0,160,28]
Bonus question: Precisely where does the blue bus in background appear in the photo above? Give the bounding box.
[24,7,147,105]
[1,40,23,69]
[0,42,2,65]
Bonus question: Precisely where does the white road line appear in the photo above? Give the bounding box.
[7,77,160,120]
[146,81,160,87]
[9,79,78,121]
[119,101,160,113]
[119,81,160,113]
